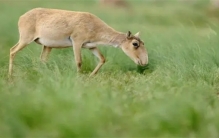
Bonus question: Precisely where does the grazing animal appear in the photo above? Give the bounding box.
[9,8,148,77]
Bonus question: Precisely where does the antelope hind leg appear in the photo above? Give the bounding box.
[9,42,29,78]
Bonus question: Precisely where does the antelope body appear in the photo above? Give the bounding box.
[9,8,148,77]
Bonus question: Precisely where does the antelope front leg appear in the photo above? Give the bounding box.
[72,42,82,73]
[40,46,52,62]
[89,47,105,77]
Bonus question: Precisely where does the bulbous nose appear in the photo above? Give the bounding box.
[139,54,148,66]
[143,55,148,65]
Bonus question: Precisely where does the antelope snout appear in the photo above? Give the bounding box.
[136,55,148,66]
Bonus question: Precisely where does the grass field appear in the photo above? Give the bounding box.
[0,0,219,137]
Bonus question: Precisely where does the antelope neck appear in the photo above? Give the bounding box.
[98,31,126,48]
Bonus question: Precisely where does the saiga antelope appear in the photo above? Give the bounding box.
[9,8,148,77]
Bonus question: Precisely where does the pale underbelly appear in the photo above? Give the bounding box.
[35,37,72,48]
[35,37,101,49]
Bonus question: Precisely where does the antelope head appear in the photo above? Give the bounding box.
[120,31,148,66]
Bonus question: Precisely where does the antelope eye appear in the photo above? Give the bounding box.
[133,42,138,47]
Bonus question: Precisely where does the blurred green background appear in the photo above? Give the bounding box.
[1,0,219,137]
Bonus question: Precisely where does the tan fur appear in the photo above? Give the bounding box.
[9,8,148,78]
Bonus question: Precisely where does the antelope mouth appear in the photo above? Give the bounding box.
[135,58,148,66]
[135,59,144,66]
[137,60,143,66]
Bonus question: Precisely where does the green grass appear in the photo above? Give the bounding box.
[1,0,219,137]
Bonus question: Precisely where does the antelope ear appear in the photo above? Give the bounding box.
[134,32,140,38]
[126,31,132,38]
